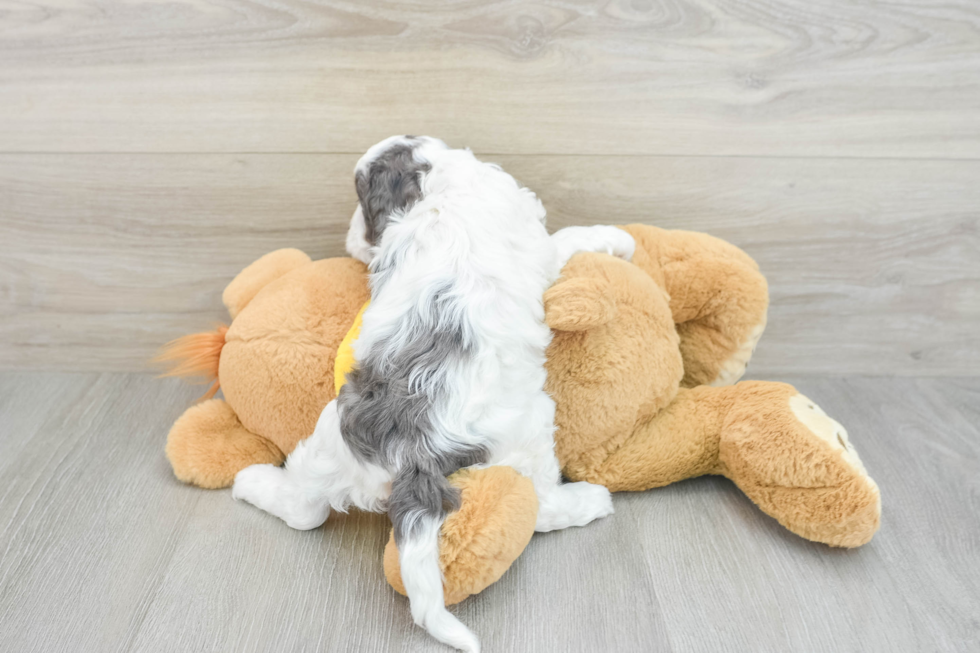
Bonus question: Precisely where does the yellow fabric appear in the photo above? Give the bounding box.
[334,301,370,395]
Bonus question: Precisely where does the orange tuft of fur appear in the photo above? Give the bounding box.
[154,325,229,400]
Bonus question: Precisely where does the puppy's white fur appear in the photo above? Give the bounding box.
[234,136,633,652]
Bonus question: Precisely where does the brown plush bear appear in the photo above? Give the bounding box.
[159,225,880,606]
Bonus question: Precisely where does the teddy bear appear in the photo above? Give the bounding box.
[159,224,880,606]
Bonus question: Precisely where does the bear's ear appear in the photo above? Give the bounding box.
[544,277,617,332]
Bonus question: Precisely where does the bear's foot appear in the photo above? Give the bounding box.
[720,382,881,547]
[166,399,285,489]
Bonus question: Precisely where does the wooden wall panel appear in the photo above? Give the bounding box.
[2,153,977,374]
[0,0,978,157]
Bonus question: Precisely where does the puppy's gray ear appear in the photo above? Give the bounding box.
[544,277,616,332]
[355,145,430,245]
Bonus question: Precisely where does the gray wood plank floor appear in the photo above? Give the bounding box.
[0,373,976,652]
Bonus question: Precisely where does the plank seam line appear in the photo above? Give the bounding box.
[0,152,979,162]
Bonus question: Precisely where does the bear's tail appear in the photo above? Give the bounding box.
[153,325,229,400]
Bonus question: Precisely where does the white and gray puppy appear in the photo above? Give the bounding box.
[232,136,635,652]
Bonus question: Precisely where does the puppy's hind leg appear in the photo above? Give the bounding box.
[510,396,615,533]
[233,400,382,530]
[232,462,328,530]
[535,480,614,532]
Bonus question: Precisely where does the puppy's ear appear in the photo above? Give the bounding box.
[354,142,430,246]
[545,277,616,332]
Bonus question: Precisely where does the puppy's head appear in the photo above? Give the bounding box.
[346,135,447,264]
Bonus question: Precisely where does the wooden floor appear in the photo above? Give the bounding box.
[0,372,977,652]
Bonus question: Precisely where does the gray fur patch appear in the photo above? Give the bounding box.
[338,284,488,543]
[354,138,431,246]
[388,463,461,544]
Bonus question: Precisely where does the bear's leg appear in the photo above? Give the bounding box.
[166,399,284,489]
[718,381,881,547]
[621,225,769,388]
[668,253,768,388]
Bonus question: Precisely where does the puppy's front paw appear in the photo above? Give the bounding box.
[552,225,636,269]
[596,226,635,262]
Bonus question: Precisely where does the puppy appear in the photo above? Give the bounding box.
[233,136,635,651]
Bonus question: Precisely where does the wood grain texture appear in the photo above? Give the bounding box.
[0,0,979,156]
[1,153,977,374]
[0,373,977,652]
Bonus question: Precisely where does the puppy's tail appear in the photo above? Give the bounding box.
[152,325,228,400]
[390,464,480,653]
